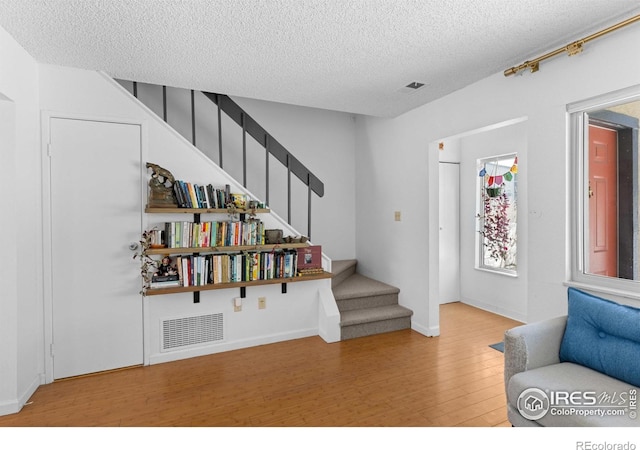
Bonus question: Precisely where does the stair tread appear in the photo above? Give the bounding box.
[340,305,413,326]
[333,273,400,300]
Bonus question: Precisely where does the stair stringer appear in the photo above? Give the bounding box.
[318,283,341,343]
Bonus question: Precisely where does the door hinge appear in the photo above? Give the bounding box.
[50,343,54,357]
[47,143,53,157]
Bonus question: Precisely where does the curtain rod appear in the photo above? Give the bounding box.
[504,13,640,77]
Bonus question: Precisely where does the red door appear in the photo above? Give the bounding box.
[588,125,618,277]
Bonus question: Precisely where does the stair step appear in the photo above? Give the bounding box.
[330,262,413,341]
[331,259,357,288]
[340,304,413,327]
[333,273,399,301]
[340,305,413,340]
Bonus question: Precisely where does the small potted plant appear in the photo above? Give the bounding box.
[485,184,504,198]
[132,228,160,292]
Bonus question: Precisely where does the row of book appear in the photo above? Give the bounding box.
[173,181,229,209]
[148,245,323,289]
[159,220,266,248]
[172,251,298,287]
[172,181,264,210]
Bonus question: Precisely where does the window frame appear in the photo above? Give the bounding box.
[568,85,640,300]
[476,152,518,277]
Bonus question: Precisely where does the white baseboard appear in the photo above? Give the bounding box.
[149,328,318,365]
[412,322,440,337]
[0,374,41,417]
[460,297,526,323]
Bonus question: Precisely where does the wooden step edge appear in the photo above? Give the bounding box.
[333,287,400,301]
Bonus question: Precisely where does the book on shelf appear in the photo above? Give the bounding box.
[150,270,180,288]
[186,183,198,208]
[202,185,212,209]
[176,256,183,284]
[224,184,231,206]
[152,274,179,283]
[176,180,192,208]
[206,184,216,209]
[173,182,187,208]
[150,280,181,289]
[297,268,325,276]
[296,245,322,273]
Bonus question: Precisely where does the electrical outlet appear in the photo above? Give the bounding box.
[258,297,266,309]
[233,297,242,312]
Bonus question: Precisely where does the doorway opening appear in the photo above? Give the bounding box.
[429,117,528,334]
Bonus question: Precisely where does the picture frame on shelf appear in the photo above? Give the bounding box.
[231,193,247,209]
[296,245,323,275]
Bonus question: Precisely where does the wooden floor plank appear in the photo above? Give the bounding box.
[0,302,521,427]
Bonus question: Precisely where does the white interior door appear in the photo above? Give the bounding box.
[439,162,460,304]
[49,117,143,379]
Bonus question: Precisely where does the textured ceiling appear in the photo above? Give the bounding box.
[1,0,639,117]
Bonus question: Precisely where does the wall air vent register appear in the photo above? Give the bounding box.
[162,313,224,351]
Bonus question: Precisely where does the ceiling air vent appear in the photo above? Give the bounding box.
[406,81,425,89]
[398,81,426,94]
[162,313,224,351]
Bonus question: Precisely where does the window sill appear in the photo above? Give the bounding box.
[475,266,518,278]
[564,280,640,302]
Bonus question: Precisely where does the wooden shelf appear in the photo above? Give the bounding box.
[145,242,310,256]
[145,206,269,215]
[142,201,324,301]
[144,271,332,296]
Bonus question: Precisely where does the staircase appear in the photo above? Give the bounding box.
[121,80,412,341]
[117,80,324,239]
[331,260,413,340]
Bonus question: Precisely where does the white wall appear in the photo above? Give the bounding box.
[356,21,640,333]
[0,25,42,415]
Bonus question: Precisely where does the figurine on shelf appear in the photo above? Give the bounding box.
[155,255,178,277]
[146,162,178,208]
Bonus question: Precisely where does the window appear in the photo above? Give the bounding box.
[476,153,518,275]
[569,86,640,296]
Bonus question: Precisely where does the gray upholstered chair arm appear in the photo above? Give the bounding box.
[503,315,567,389]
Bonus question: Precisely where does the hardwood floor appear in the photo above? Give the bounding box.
[0,302,522,427]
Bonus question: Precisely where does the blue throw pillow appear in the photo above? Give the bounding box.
[559,287,640,387]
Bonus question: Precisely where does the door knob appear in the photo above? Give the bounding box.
[129,242,139,251]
